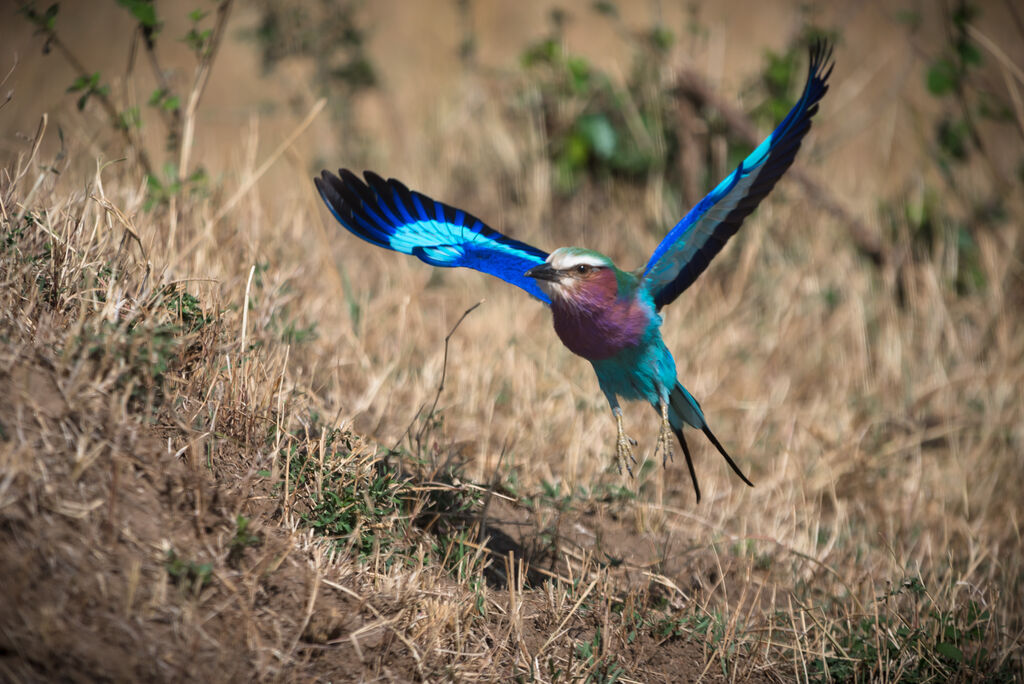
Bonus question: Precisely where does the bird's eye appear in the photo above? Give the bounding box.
[575,264,590,274]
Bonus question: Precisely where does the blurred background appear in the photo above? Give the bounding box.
[2,0,1023,678]
[6,1,1021,211]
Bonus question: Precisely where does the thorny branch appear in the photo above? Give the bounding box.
[33,25,155,178]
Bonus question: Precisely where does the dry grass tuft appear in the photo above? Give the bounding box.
[2,5,1023,682]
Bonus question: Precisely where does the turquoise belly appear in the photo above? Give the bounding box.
[590,332,677,406]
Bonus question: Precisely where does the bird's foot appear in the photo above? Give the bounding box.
[614,412,638,477]
[656,402,674,467]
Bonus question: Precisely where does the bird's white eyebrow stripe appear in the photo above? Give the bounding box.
[548,253,607,270]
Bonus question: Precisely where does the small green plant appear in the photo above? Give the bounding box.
[228,515,262,564]
[881,183,987,297]
[163,286,214,334]
[66,71,110,112]
[278,430,407,558]
[250,0,376,159]
[58,279,213,409]
[183,7,215,57]
[275,413,488,587]
[78,319,178,399]
[922,3,989,166]
[573,627,625,683]
[144,163,209,212]
[520,8,676,193]
[797,575,1017,683]
[302,462,405,557]
[889,2,1022,297]
[165,549,213,593]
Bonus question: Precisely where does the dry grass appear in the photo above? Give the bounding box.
[2,3,1024,682]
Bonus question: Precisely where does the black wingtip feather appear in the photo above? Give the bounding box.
[652,40,833,311]
[314,169,396,248]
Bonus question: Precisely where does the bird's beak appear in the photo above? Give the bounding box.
[525,263,559,282]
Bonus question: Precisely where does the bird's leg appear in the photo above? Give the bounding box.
[612,407,638,477]
[655,400,675,467]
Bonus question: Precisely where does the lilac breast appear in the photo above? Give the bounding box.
[551,295,652,360]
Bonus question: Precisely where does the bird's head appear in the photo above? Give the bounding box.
[525,247,619,304]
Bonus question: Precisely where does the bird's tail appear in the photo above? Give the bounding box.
[663,382,754,502]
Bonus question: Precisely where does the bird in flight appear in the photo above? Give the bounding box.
[315,41,833,502]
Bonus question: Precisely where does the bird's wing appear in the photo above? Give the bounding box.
[315,169,551,304]
[642,40,833,310]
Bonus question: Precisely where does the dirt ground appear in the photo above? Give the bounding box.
[0,350,765,682]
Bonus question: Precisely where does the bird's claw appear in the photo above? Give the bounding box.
[656,402,674,467]
[615,434,638,477]
[656,426,674,468]
[614,411,638,477]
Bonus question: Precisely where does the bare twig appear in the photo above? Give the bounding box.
[13,114,49,222]
[30,24,154,178]
[211,98,327,224]
[178,0,234,183]
[966,23,1024,141]
[477,439,511,544]
[240,264,256,354]
[414,300,484,449]
[0,53,16,113]
[142,32,180,141]
[125,25,181,155]
[168,97,327,271]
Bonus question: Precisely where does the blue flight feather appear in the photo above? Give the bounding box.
[314,170,552,303]
[643,40,834,310]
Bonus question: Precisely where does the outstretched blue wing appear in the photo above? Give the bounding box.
[315,170,551,303]
[643,40,834,310]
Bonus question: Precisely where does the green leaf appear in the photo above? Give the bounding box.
[44,3,60,29]
[937,116,970,160]
[68,75,89,93]
[566,56,591,92]
[927,58,958,95]
[957,40,981,66]
[521,38,560,67]
[952,3,979,28]
[116,0,158,28]
[577,114,616,160]
[145,173,164,193]
[763,50,796,94]
[562,131,590,169]
[134,4,157,27]
[935,642,964,662]
[649,26,674,52]
[148,88,165,106]
[117,106,141,130]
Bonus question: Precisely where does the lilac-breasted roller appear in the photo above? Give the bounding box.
[315,42,833,501]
